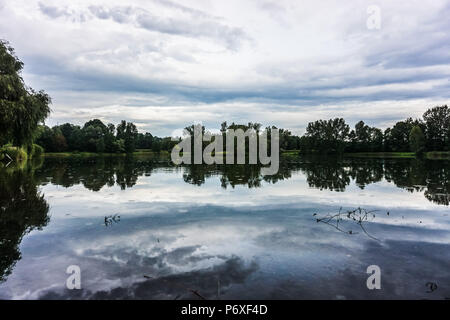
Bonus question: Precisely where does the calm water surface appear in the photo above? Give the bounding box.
[0,155,449,299]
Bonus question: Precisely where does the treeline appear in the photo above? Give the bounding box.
[183,106,449,155]
[35,119,179,153]
[299,105,450,154]
[34,105,449,155]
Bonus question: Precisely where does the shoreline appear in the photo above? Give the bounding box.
[39,150,450,160]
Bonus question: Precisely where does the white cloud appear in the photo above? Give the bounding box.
[0,0,449,135]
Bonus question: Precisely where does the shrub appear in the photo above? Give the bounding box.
[0,145,28,162]
[31,144,44,158]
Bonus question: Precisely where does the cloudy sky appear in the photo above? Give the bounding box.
[1,0,449,136]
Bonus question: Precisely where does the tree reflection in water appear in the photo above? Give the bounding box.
[27,155,450,205]
[0,162,50,282]
[0,154,449,297]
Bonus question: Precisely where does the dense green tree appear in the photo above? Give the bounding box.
[83,125,104,152]
[34,119,145,153]
[124,122,138,153]
[348,121,383,152]
[423,105,450,151]
[83,119,107,132]
[152,138,162,153]
[0,40,51,149]
[220,121,228,133]
[34,125,54,152]
[58,123,82,151]
[136,132,153,149]
[369,127,384,152]
[52,128,68,152]
[104,123,117,153]
[384,118,421,152]
[114,139,126,153]
[409,125,426,154]
[96,137,105,153]
[298,135,313,153]
[116,120,127,140]
[278,129,292,151]
[305,118,350,153]
[79,119,111,152]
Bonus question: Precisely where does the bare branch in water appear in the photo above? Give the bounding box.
[315,207,381,241]
[104,214,121,227]
[190,289,207,300]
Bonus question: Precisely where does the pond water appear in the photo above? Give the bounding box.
[0,155,449,299]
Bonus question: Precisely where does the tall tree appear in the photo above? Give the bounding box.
[423,105,450,151]
[0,40,51,148]
[409,125,425,154]
[305,118,350,153]
[384,118,420,152]
[350,121,383,152]
[124,121,138,153]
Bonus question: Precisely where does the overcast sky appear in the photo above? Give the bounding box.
[1,0,449,136]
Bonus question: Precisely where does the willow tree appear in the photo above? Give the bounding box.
[0,40,51,149]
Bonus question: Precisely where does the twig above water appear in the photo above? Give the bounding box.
[315,207,381,241]
[104,214,121,227]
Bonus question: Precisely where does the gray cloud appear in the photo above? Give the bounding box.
[364,3,450,69]
[38,3,70,18]
[24,51,450,105]
[38,2,249,50]
[2,0,449,135]
[38,2,87,22]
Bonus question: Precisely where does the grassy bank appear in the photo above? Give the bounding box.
[43,152,125,157]
[39,150,450,160]
[426,151,450,159]
[43,150,170,157]
[43,150,300,157]
[344,152,416,158]
[345,151,450,159]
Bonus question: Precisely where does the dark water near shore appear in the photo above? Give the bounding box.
[0,155,449,300]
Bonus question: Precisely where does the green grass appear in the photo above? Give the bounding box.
[40,150,450,160]
[43,150,170,157]
[281,150,301,156]
[345,152,416,158]
[345,151,450,160]
[44,152,127,157]
[426,151,450,159]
